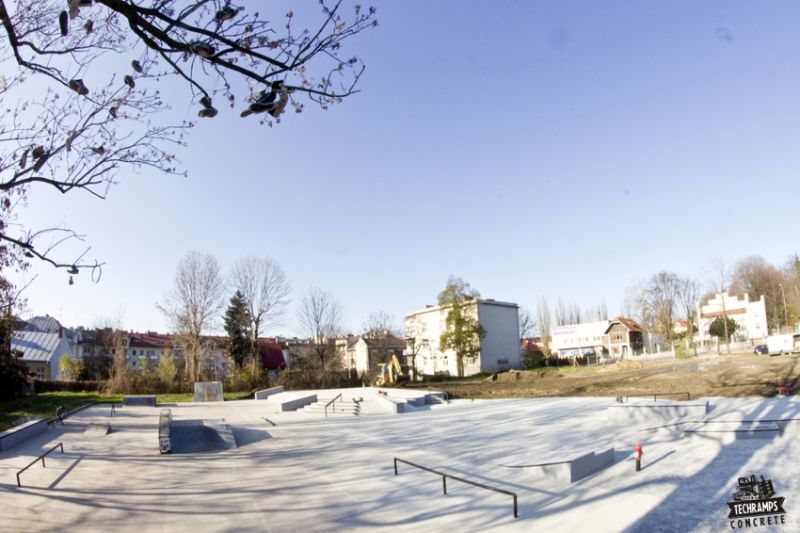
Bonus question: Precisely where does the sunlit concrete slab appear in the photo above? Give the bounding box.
[0,394,799,531]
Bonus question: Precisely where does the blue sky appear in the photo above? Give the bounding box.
[12,1,800,335]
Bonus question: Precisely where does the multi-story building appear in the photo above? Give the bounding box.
[696,292,768,342]
[404,298,520,377]
[550,320,609,358]
[127,332,173,370]
[551,317,647,360]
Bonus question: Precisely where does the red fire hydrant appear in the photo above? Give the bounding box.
[634,444,643,472]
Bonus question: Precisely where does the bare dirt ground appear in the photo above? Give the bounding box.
[414,353,800,400]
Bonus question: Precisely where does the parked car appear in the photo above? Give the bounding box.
[754,344,768,355]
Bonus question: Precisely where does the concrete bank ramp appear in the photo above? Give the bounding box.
[123,395,156,407]
[500,448,616,483]
[170,419,238,453]
[85,423,111,436]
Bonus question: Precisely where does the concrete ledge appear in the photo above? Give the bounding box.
[0,418,47,451]
[124,395,156,407]
[608,400,708,424]
[373,393,403,414]
[255,386,285,400]
[683,421,780,440]
[508,448,616,483]
[266,392,318,412]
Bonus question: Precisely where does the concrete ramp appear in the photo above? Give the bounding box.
[608,400,708,424]
[85,423,111,436]
[170,419,237,453]
[124,395,156,407]
[502,448,615,483]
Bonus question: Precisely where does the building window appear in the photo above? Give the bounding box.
[497,358,509,365]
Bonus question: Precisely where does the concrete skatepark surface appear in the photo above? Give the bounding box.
[1,391,800,532]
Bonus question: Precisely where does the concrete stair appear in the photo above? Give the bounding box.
[299,399,366,417]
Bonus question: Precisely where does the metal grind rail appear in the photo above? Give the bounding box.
[324,393,343,418]
[16,442,64,487]
[621,392,691,402]
[393,458,518,518]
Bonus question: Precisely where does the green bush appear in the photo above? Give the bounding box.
[33,379,105,393]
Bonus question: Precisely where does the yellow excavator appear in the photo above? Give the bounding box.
[374,354,403,386]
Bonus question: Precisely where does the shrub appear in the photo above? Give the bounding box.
[33,379,106,393]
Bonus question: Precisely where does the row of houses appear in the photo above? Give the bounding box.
[9,290,776,381]
[10,317,290,380]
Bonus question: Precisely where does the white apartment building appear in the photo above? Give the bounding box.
[550,320,610,358]
[404,299,520,377]
[696,292,768,342]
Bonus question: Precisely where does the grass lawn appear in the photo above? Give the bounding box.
[0,390,253,431]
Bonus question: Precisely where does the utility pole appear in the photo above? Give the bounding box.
[779,284,789,332]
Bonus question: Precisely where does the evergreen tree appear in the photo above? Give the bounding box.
[224,291,252,369]
[709,317,738,342]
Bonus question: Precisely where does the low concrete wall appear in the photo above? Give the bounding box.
[124,395,156,407]
[266,393,318,412]
[255,386,285,400]
[524,448,615,483]
[0,419,47,451]
[372,394,403,414]
[608,400,708,424]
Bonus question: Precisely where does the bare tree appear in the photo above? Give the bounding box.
[0,1,377,277]
[730,255,785,331]
[783,254,800,327]
[159,250,224,383]
[230,256,290,375]
[554,298,568,327]
[362,310,401,371]
[518,307,535,339]
[297,286,342,371]
[403,313,426,381]
[677,275,699,355]
[363,310,399,337]
[585,299,609,322]
[645,271,681,341]
[568,302,582,325]
[536,297,552,358]
[706,258,731,353]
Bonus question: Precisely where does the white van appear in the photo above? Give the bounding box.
[767,334,795,355]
